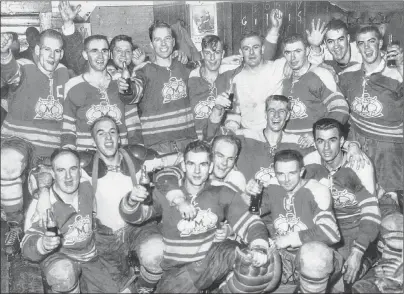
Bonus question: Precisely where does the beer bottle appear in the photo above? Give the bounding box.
[226,83,235,110]
[122,61,133,95]
[387,34,397,68]
[140,165,153,205]
[248,180,262,214]
[46,208,58,235]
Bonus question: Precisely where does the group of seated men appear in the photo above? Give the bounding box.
[1,1,403,293]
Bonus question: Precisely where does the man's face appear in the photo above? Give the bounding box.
[151,27,175,59]
[240,36,263,68]
[283,40,309,71]
[112,40,133,69]
[356,31,383,65]
[314,128,344,163]
[53,153,81,194]
[93,119,119,158]
[202,42,224,72]
[325,29,350,62]
[36,36,64,73]
[212,140,237,179]
[83,39,109,72]
[275,160,304,193]
[183,151,213,187]
[266,100,290,132]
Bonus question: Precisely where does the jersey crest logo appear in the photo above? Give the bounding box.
[85,91,122,125]
[273,213,308,236]
[255,165,275,186]
[194,96,215,119]
[331,188,358,208]
[64,214,92,246]
[34,95,63,121]
[177,208,218,237]
[162,77,187,104]
[352,92,383,118]
[288,96,308,119]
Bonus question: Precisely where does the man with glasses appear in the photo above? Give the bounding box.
[1,29,70,255]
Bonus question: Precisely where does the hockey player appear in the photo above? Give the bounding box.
[339,25,403,193]
[21,148,119,293]
[120,140,280,293]
[304,118,382,286]
[281,33,349,148]
[246,149,342,291]
[1,29,70,255]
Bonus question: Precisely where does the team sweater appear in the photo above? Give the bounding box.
[236,129,315,182]
[261,179,340,246]
[120,179,269,270]
[282,65,349,135]
[339,58,403,143]
[120,59,197,147]
[1,55,70,157]
[21,181,96,262]
[61,75,129,151]
[304,151,381,255]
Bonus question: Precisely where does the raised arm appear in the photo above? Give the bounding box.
[262,9,283,61]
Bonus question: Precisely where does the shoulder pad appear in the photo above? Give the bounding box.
[78,150,107,179]
[126,144,159,161]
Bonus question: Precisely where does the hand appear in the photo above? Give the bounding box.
[132,48,146,66]
[306,19,327,47]
[250,249,268,267]
[245,179,263,196]
[274,235,291,249]
[1,33,13,54]
[172,50,188,64]
[342,251,363,284]
[387,44,403,67]
[129,185,149,203]
[215,92,232,109]
[221,55,243,65]
[176,200,197,221]
[270,9,283,30]
[213,222,231,243]
[117,77,130,94]
[41,231,60,252]
[224,120,240,132]
[58,1,81,26]
[347,142,369,170]
[298,133,314,148]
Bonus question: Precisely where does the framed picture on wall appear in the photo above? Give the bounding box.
[189,2,217,51]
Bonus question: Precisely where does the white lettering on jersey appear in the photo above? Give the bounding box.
[274,213,308,236]
[85,90,122,125]
[331,188,358,208]
[34,95,63,121]
[64,214,92,246]
[177,208,218,237]
[352,92,383,118]
[162,77,187,104]
[288,96,308,119]
[194,96,215,119]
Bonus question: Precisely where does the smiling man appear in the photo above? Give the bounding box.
[339,25,403,193]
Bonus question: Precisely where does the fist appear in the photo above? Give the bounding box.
[41,231,60,251]
[129,184,149,203]
[1,33,13,54]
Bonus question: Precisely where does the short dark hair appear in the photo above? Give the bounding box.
[265,95,291,112]
[89,115,119,138]
[201,35,223,51]
[240,31,263,45]
[355,25,382,41]
[282,33,309,49]
[184,140,212,161]
[212,135,241,158]
[149,21,173,41]
[84,34,109,51]
[50,148,80,166]
[312,118,344,139]
[325,19,349,35]
[110,35,134,52]
[39,29,64,48]
[274,149,304,169]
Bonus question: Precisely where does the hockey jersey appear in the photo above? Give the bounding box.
[304,151,381,255]
[122,59,197,147]
[339,58,403,143]
[282,65,349,135]
[261,179,340,246]
[120,179,269,270]
[1,56,70,157]
[21,181,96,262]
[61,75,129,151]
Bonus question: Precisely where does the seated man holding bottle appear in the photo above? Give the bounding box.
[21,148,119,293]
[246,149,344,293]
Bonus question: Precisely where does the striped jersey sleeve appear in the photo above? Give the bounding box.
[298,180,341,245]
[1,54,24,87]
[119,75,145,105]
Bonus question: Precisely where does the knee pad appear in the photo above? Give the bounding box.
[44,258,80,292]
[138,235,164,272]
[380,213,403,251]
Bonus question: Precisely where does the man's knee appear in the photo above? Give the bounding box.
[43,258,80,292]
[380,213,403,252]
[138,235,164,272]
